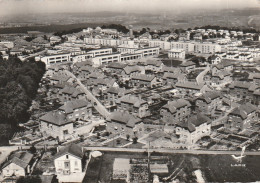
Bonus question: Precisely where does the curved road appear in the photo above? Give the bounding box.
[196,65,210,84]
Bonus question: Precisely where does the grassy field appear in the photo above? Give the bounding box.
[83,151,260,183]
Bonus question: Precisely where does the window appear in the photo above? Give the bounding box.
[66,155,69,159]
[75,161,78,167]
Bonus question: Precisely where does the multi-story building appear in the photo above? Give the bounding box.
[194,43,221,54]
[196,91,222,115]
[226,103,258,131]
[106,111,143,138]
[54,144,84,176]
[168,49,185,59]
[58,99,92,121]
[176,114,211,145]
[91,53,121,67]
[39,53,72,67]
[87,48,113,57]
[170,42,195,52]
[39,111,74,141]
[160,99,191,124]
[116,95,149,118]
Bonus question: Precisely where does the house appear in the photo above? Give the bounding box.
[130,74,157,88]
[106,111,143,138]
[77,65,96,80]
[179,61,196,72]
[107,62,127,75]
[160,99,191,124]
[58,99,92,121]
[195,91,222,115]
[39,111,74,141]
[49,74,74,85]
[116,95,149,118]
[226,103,258,131]
[211,61,233,76]
[140,59,164,73]
[54,144,84,175]
[175,82,212,96]
[209,55,222,65]
[122,64,143,79]
[248,73,260,85]
[2,151,33,177]
[104,87,132,106]
[162,72,187,86]
[229,81,258,101]
[59,86,85,102]
[211,71,232,86]
[175,113,211,145]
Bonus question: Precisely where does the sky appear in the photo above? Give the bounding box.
[0,0,259,16]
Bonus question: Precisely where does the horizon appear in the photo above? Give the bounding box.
[0,0,259,17]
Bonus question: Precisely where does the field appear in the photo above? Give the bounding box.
[83,151,260,183]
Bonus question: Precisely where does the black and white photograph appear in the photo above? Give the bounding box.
[0,0,260,182]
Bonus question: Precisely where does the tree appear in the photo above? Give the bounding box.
[132,137,138,144]
[29,145,37,154]
[126,134,130,141]
[17,176,42,183]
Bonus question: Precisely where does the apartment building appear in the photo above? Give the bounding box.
[40,53,72,67]
[91,53,121,67]
[87,48,113,57]
[194,43,221,54]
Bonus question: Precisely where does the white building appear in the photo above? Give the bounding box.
[87,48,113,57]
[39,53,71,67]
[194,43,221,54]
[91,53,121,67]
[54,144,84,175]
[170,42,195,52]
[168,49,185,59]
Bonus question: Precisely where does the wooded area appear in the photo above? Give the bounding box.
[0,57,46,142]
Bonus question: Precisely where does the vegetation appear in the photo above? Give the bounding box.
[101,24,129,34]
[17,176,42,183]
[0,57,46,143]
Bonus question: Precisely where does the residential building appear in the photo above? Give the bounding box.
[106,111,143,138]
[91,53,121,67]
[58,99,92,121]
[2,152,33,177]
[179,61,196,72]
[87,48,113,57]
[130,74,157,88]
[54,144,84,175]
[176,113,211,145]
[39,111,74,141]
[40,53,72,67]
[160,99,191,124]
[116,95,149,118]
[195,91,222,115]
[175,82,212,96]
[226,103,258,131]
[194,43,221,54]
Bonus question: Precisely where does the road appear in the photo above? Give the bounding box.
[196,65,210,84]
[65,70,110,119]
[83,146,260,156]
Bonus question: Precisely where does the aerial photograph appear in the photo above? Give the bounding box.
[0,0,260,182]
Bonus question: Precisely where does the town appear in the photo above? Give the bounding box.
[0,20,260,183]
